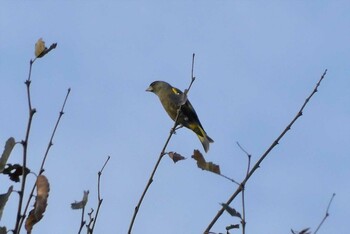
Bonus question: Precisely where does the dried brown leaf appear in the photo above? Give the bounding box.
[37,175,50,199]
[35,38,46,57]
[2,164,30,182]
[71,190,89,209]
[192,150,221,175]
[0,186,13,221]
[34,38,57,58]
[300,228,311,234]
[0,137,15,173]
[291,228,311,234]
[220,203,242,219]
[226,224,240,230]
[25,175,50,233]
[168,152,186,163]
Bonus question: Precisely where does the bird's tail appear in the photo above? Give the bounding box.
[191,124,214,153]
[197,133,214,153]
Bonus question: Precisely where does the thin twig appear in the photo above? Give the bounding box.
[241,188,246,234]
[39,88,71,174]
[89,156,110,233]
[235,142,251,234]
[218,174,240,185]
[26,60,34,109]
[204,69,327,233]
[77,206,86,234]
[86,209,94,234]
[14,59,37,234]
[236,142,251,176]
[314,193,336,234]
[186,53,196,94]
[128,54,197,234]
[18,88,71,232]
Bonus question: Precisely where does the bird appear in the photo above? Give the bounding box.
[146,81,214,152]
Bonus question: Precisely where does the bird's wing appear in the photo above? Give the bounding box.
[169,87,188,106]
[169,86,205,135]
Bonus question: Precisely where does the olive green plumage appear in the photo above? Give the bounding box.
[146,81,214,152]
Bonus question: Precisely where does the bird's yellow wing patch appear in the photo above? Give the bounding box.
[188,123,205,138]
[172,87,181,95]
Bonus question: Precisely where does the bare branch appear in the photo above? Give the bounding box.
[204,69,328,233]
[14,59,37,234]
[39,88,71,174]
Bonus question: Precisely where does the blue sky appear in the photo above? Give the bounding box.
[1,1,349,234]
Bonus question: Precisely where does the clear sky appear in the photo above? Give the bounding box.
[1,1,349,234]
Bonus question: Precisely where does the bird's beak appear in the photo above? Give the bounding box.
[146,86,153,92]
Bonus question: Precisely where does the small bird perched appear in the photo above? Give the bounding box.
[146,81,214,152]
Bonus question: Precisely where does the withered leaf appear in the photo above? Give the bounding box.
[299,228,311,234]
[167,152,186,163]
[226,224,240,230]
[0,137,16,173]
[192,150,220,174]
[34,38,57,58]
[291,228,311,234]
[35,38,46,57]
[220,203,242,219]
[25,175,50,233]
[36,175,50,202]
[2,164,30,182]
[0,186,13,221]
[71,190,89,209]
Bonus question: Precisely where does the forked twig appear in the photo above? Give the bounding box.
[77,206,86,234]
[17,88,71,232]
[236,142,251,177]
[204,69,327,233]
[128,54,196,234]
[88,156,110,233]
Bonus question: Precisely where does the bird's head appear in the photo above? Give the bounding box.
[146,81,171,95]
